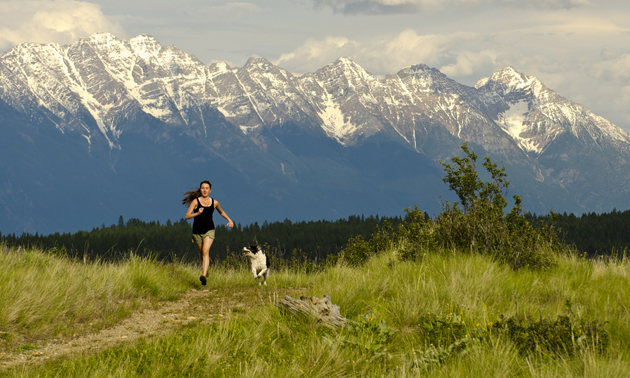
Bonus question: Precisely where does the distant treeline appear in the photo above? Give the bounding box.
[527,208,630,256]
[0,214,403,263]
[2,207,629,262]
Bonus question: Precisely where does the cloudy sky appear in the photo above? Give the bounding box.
[1,0,629,131]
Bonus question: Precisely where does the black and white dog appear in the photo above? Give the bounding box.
[242,245,270,285]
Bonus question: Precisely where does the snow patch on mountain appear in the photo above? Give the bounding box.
[129,34,162,60]
[239,124,260,135]
[496,99,540,152]
[317,92,357,143]
[2,33,630,161]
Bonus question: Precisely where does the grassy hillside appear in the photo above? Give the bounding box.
[0,244,196,345]
[1,242,629,377]
[3,145,628,376]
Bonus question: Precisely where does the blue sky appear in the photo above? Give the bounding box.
[1,0,630,132]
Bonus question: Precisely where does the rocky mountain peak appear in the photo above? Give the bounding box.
[245,56,273,68]
[477,66,546,97]
[209,61,233,74]
[86,32,119,45]
[398,63,439,77]
[334,56,358,66]
[2,33,630,234]
[328,57,374,79]
[128,34,163,60]
[3,41,56,58]
[490,66,527,83]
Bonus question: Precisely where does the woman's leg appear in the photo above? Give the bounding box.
[201,236,214,277]
[196,243,203,261]
[195,242,207,285]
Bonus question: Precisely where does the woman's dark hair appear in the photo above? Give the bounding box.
[182,180,212,206]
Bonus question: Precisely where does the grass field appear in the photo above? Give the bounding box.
[2,240,629,377]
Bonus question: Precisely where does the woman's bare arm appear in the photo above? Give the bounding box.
[185,199,202,220]
[214,200,234,228]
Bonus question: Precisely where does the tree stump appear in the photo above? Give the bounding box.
[275,294,347,328]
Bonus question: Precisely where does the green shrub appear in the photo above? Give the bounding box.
[492,301,609,356]
[351,144,566,270]
[323,312,396,357]
[339,222,394,266]
[417,310,468,345]
[412,309,480,369]
[412,337,478,370]
[395,206,437,261]
[220,247,248,270]
[433,143,562,269]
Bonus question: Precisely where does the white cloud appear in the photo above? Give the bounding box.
[439,50,500,77]
[194,2,263,18]
[274,29,482,75]
[313,0,443,14]
[273,17,630,131]
[275,36,360,72]
[0,1,125,52]
[585,51,630,127]
[383,29,479,68]
[313,0,591,15]
[591,52,630,85]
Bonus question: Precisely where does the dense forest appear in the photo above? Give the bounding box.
[528,208,630,257]
[0,214,404,263]
[2,207,629,262]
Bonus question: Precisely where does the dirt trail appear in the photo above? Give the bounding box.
[0,286,306,371]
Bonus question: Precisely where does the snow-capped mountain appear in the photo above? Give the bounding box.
[1,33,629,234]
[476,66,630,155]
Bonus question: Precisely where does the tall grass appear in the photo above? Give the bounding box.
[0,243,196,347]
[5,243,630,377]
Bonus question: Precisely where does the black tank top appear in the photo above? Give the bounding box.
[192,197,215,234]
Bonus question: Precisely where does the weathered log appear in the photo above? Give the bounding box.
[275,294,347,328]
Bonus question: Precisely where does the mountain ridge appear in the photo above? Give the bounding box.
[1,33,629,234]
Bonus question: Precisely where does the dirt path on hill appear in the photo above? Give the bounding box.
[0,286,306,371]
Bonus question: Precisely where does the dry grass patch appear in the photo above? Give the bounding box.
[0,244,195,350]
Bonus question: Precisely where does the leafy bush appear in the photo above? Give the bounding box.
[219,247,248,270]
[343,144,564,270]
[431,143,562,269]
[339,222,394,266]
[395,206,437,262]
[412,337,478,370]
[412,309,480,369]
[417,310,468,345]
[323,312,396,357]
[492,301,609,355]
